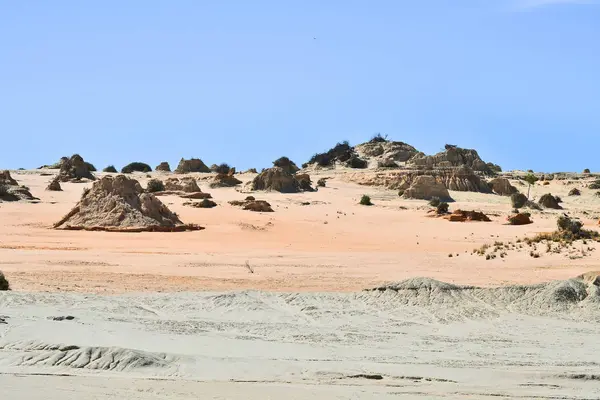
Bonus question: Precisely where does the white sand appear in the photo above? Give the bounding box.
[2,278,600,399]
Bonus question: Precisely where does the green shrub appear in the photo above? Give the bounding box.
[215,163,231,174]
[103,165,118,173]
[146,179,165,193]
[121,162,152,174]
[85,162,97,172]
[583,168,591,174]
[429,197,441,207]
[0,271,9,291]
[359,195,373,206]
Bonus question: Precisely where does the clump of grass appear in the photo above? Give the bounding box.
[0,271,10,291]
[359,195,373,206]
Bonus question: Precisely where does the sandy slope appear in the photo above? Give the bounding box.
[1,169,599,293]
[1,278,600,399]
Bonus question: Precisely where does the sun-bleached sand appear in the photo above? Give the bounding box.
[2,168,600,399]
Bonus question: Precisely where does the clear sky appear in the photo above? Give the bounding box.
[1,0,599,172]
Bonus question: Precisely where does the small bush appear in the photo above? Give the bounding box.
[398,189,405,197]
[85,162,97,172]
[121,162,152,174]
[146,179,165,193]
[429,197,441,207]
[369,133,388,143]
[0,184,9,197]
[215,163,231,174]
[0,271,9,290]
[511,193,527,209]
[308,141,353,167]
[103,165,118,173]
[360,195,373,206]
[568,188,581,196]
[557,215,583,235]
[436,202,449,214]
[317,178,326,187]
[583,168,591,174]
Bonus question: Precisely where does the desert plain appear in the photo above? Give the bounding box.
[1,154,600,399]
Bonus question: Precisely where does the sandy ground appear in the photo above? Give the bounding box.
[1,169,600,293]
[2,169,600,399]
[1,279,600,399]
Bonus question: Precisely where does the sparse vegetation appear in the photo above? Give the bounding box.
[369,133,388,143]
[436,202,449,214]
[583,168,591,174]
[215,163,231,174]
[103,165,118,173]
[317,178,326,187]
[473,215,599,260]
[146,179,165,193]
[589,180,600,190]
[360,195,373,206]
[0,271,9,290]
[308,141,353,167]
[429,197,441,207]
[0,184,9,197]
[524,173,538,199]
[85,162,97,172]
[121,162,152,174]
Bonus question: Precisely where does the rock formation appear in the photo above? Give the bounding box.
[53,175,201,232]
[295,173,315,192]
[443,210,491,222]
[155,162,171,172]
[402,175,452,201]
[164,177,202,193]
[251,167,300,193]
[408,144,496,174]
[539,194,562,209]
[489,178,517,196]
[507,213,533,225]
[272,157,300,174]
[439,166,491,192]
[355,140,419,165]
[57,154,96,182]
[174,158,210,174]
[0,171,37,201]
[38,157,69,170]
[46,177,62,191]
[229,199,274,212]
[209,170,242,188]
[183,199,217,208]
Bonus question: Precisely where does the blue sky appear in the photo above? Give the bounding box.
[1,0,599,172]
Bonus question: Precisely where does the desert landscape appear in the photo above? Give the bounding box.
[1,139,600,399]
